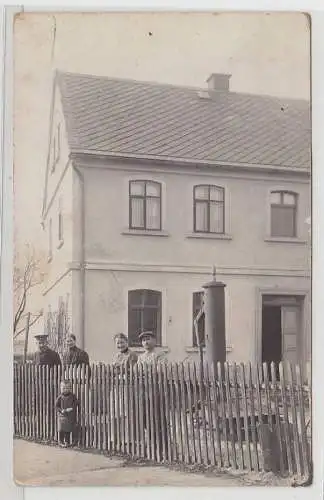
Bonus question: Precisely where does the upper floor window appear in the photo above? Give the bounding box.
[194,185,224,234]
[192,291,205,347]
[129,180,162,231]
[128,289,162,347]
[270,191,297,238]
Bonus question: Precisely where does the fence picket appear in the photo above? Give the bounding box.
[195,362,210,464]
[24,365,29,438]
[30,365,35,439]
[85,365,90,448]
[13,365,17,435]
[106,364,113,452]
[96,365,102,451]
[216,362,230,467]
[35,365,40,439]
[146,363,154,461]
[44,365,49,442]
[16,365,20,436]
[94,365,99,449]
[79,365,85,447]
[240,364,252,471]
[287,363,302,478]
[120,364,126,455]
[224,362,237,469]
[124,363,130,456]
[138,363,145,458]
[178,363,191,464]
[21,364,25,437]
[172,362,184,462]
[157,364,167,462]
[204,364,217,466]
[132,364,140,457]
[184,363,196,465]
[162,363,172,463]
[270,362,285,475]
[247,363,259,471]
[232,363,244,469]
[295,365,310,478]
[42,366,46,441]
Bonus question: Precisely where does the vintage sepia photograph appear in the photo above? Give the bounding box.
[12,11,311,487]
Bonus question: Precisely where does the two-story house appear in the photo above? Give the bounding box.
[41,71,311,375]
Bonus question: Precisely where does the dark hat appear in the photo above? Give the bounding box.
[34,334,49,341]
[138,330,155,340]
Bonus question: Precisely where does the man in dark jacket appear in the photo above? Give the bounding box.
[34,334,61,367]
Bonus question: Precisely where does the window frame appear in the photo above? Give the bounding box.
[128,289,162,347]
[129,180,162,231]
[270,190,298,238]
[193,184,225,234]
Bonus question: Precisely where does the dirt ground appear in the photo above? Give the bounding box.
[14,439,250,487]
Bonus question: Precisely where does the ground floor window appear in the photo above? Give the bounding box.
[128,289,162,347]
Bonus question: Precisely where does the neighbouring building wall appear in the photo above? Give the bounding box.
[41,85,74,344]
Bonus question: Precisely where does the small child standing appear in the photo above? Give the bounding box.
[55,379,80,447]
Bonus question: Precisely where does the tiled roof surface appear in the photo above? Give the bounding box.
[57,71,311,169]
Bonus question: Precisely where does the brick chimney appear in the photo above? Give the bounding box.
[207,73,231,92]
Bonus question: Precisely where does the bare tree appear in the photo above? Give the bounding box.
[45,297,71,355]
[14,246,44,338]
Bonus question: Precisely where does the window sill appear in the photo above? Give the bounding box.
[122,229,169,237]
[186,233,232,241]
[264,236,307,245]
[57,239,64,249]
[186,345,233,353]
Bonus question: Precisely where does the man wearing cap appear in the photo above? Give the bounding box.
[137,331,167,365]
[34,334,61,367]
[137,331,169,461]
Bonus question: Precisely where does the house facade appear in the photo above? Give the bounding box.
[41,71,311,376]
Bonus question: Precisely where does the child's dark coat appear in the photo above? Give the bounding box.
[55,392,80,432]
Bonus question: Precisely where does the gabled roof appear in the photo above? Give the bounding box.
[56,71,311,170]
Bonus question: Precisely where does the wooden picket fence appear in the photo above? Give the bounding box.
[13,361,311,479]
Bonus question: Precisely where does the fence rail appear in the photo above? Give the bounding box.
[13,361,311,478]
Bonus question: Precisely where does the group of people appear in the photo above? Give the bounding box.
[32,329,168,450]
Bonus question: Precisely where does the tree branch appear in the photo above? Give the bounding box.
[13,312,43,339]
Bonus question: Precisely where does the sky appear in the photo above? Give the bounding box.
[13,12,310,258]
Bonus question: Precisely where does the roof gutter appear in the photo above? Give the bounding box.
[73,165,86,350]
[70,149,310,176]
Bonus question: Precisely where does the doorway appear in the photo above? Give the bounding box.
[261,295,303,368]
[262,304,282,365]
